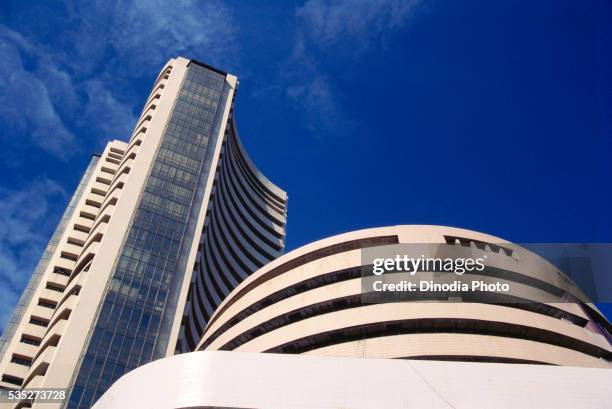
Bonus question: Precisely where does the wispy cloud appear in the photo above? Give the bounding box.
[283,35,354,135]
[281,0,422,137]
[106,0,238,74]
[0,0,238,159]
[0,28,77,159]
[0,179,66,329]
[297,0,421,49]
[81,79,141,140]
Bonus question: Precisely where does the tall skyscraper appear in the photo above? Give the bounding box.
[0,57,287,409]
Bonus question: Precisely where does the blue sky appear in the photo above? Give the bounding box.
[0,0,611,327]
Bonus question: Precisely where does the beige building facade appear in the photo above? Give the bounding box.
[0,57,287,409]
[91,225,611,408]
[198,225,611,368]
[92,350,612,409]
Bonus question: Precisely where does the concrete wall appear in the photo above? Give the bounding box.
[93,350,612,409]
[198,225,611,368]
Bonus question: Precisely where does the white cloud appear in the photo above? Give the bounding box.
[281,0,422,137]
[0,179,65,329]
[59,0,238,78]
[108,0,238,74]
[284,36,354,135]
[82,79,138,140]
[297,0,421,49]
[0,29,77,158]
[0,0,238,158]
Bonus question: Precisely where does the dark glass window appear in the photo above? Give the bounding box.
[20,335,41,346]
[11,354,32,367]
[67,64,226,409]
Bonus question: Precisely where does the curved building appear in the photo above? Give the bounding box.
[92,350,612,409]
[178,116,288,352]
[0,57,287,409]
[197,225,611,368]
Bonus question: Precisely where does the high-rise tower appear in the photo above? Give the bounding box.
[0,57,287,409]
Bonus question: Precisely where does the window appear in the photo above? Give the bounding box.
[20,335,41,346]
[53,267,72,277]
[11,354,32,367]
[444,235,515,257]
[1,374,23,386]
[60,252,78,262]
[29,317,49,327]
[74,224,90,234]
[38,299,57,309]
[46,282,65,293]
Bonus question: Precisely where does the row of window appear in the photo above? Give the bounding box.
[68,63,227,409]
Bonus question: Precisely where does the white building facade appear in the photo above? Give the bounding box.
[0,57,287,409]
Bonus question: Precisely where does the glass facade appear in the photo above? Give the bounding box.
[0,156,99,361]
[67,64,227,409]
